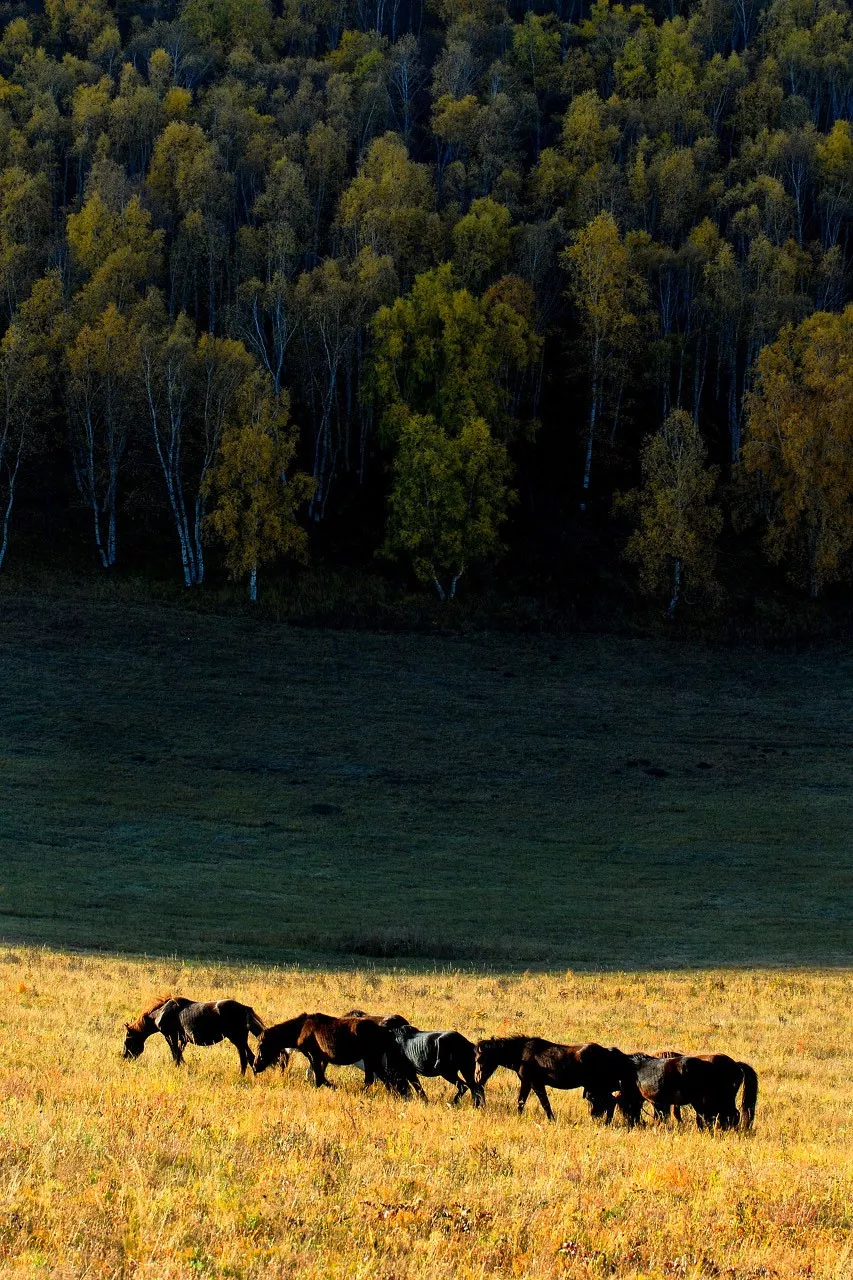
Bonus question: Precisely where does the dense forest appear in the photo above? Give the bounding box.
[0,0,851,620]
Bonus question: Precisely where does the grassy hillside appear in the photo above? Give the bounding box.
[0,593,850,967]
[0,948,850,1278]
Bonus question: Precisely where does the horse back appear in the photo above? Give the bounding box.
[529,1040,612,1090]
[302,1014,387,1065]
[176,1001,227,1047]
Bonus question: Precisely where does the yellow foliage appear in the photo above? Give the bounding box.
[617,409,721,616]
[743,305,853,597]
[205,375,313,598]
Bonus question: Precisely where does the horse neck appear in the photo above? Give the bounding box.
[127,1012,159,1038]
[480,1038,523,1075]
[498,1039,526,1069]
[275,1013,308,1048]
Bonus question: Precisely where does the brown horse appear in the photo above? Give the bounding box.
[474,1036,635,1122]
[618,1053,758,1129]
[123,996,265,1074]
[253,1012,424,1096]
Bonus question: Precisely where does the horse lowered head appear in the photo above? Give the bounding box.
[252,1016,307,1073]
[122,1023,148,1059]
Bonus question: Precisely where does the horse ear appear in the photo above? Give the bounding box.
[125,1022,132,1030]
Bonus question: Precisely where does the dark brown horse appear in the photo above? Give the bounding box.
[474,1036,635,1122]
[618,1053,758,1129]
[253,1012,423,1096]
[123,996,265,1074]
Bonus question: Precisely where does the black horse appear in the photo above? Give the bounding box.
[123,996,265,1074]
[617,1053,758,1129]
[381,1015,485,1107]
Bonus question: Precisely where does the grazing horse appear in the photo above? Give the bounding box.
[474,1037,635,1122]
[252,1013,421,1096]
[618,1053,758,1129]
[122,996,265,1075]
[381,1015,485,1107]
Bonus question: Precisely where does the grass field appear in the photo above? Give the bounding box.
[0,592,851,967]
[0,593,851,1276]
[0,949,851,1279]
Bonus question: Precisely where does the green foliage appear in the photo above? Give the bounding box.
[181,0,274,51]
[205,377,313,598]
[743,306,853,597]
[0,0,851,610]
[337,133,442,280]
[382,410,514,599]
[616,409,721,617]
[451,197,512,290]
[0,272,63,567]
[373,263,540,443]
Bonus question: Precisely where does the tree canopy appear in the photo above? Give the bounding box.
[0,0,850,617]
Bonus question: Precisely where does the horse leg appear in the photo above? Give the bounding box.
[165,1033,183,1066]
[309,1053,331,1087]
[404,1070,428,1101]
[458,1070,484,1111]
[457,1064,485,1109]
[440,1069,466,1104]
[517,1078,532,1114]
[673,1105,683,1124]
[351,1057,374,1088]
[231,1035,252,1075]
[532,1081,554,1121]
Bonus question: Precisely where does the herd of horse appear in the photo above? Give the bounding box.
[122,996,758,1130]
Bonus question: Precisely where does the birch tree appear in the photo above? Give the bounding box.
[563,212,648,509]
[744,306,853,597]
[137,302,256,586]
[65,303,136,569]
[0,272,62,570]
[205,378,314,600]
[616,409,721,617]
[382,411,514,600]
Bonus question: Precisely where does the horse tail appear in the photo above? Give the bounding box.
[738,1062,758,1129]
[246,1006,266,1038]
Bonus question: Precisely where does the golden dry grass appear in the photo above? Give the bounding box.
[1,949,851,1279]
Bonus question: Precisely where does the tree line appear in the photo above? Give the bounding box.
[0,0,852,610]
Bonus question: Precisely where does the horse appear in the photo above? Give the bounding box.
[614,1050,686,1124]
[122,996,265,1075]
[617,1053,758,1129]
[252,1012,422,1096]
[381,1015,485,1107]
[474,1036,635,1122]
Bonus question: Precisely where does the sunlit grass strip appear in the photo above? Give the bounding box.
[0,949,851,1278]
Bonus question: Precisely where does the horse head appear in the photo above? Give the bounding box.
[122,1023,147,1059]
[473,1038,504,1087]
[252,1014,307,1073]
[380,1014,412,1031]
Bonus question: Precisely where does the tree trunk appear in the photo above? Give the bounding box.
[249,564,258,602]
[667,557,682,619]
[581,382,597,512]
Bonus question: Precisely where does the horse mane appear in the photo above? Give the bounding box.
[127,994,173,1031]
[480,1035,530,1051]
